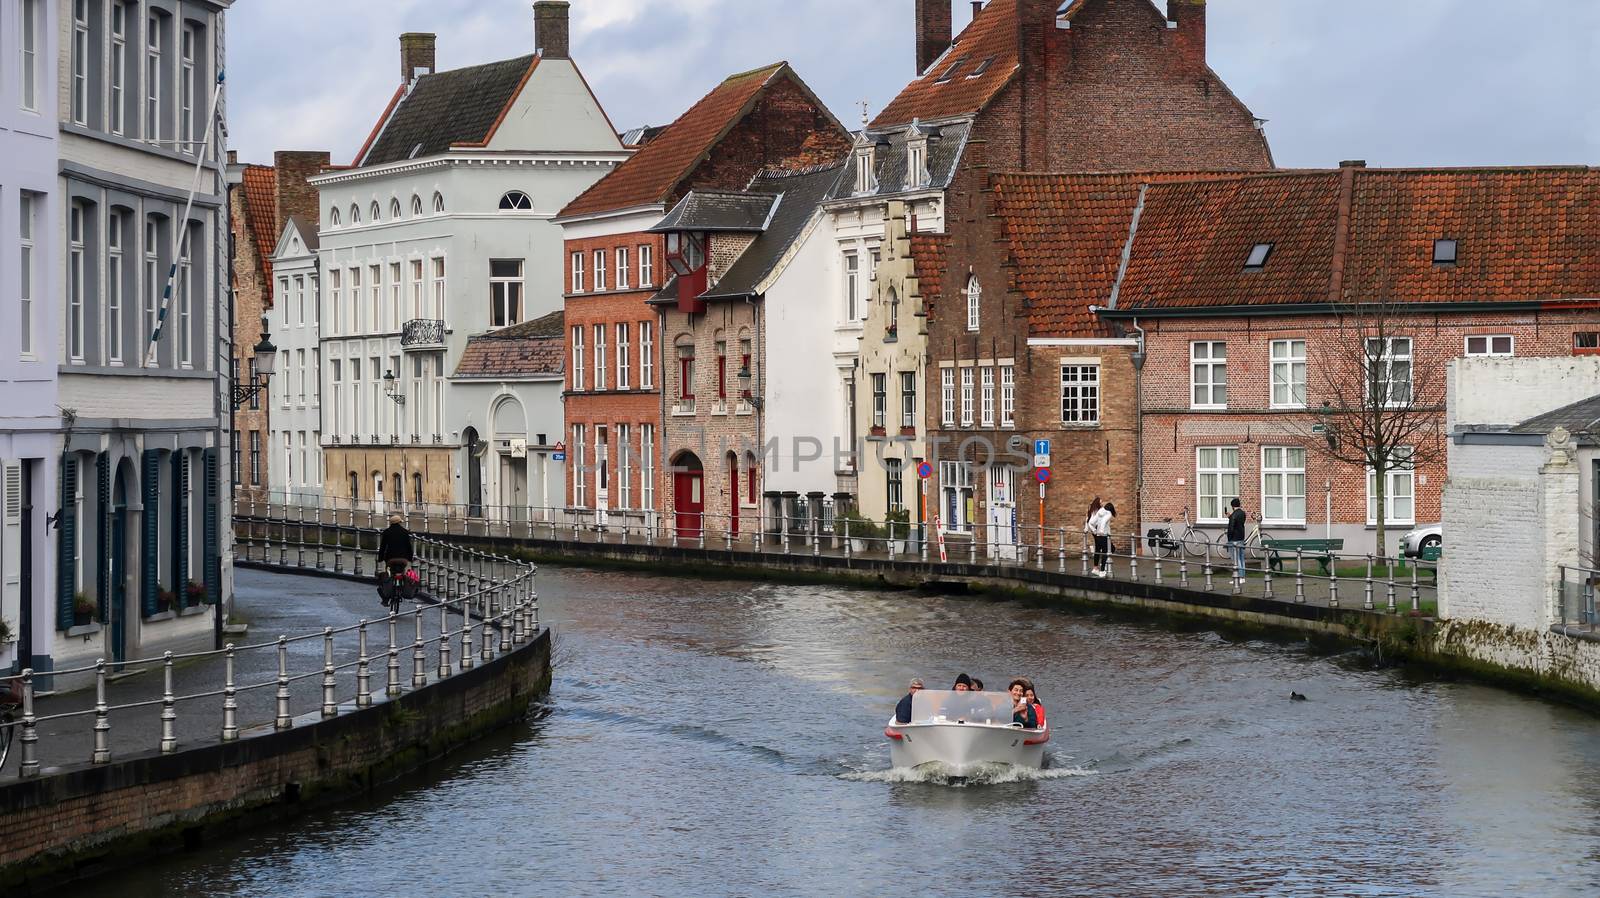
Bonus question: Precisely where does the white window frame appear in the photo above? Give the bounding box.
[1000,365,1015,428]
[19,193,36,358]
[368,264,381,334]
[1260,446,1306,525]
[593,324,607,391]
[180,22,197,152]
[900,371,917,430]
[1367,448,1416,526]
[593,249,607,292]
[941,368,955,427]
[571,326,585,391]
[178,230,193,367]
[329,359,342,434]
[489,259,524,329]
[1196,446,1240,524]
[641,424,655,511]
[1365,337,1413,408]
[980,367,995,427]
[20,0,41,112]
[388,262,402,331]
[410,259,424,319]
[72,0,90,126]
[959,367,975,428]
[844,252,860,321]
[572,424,587,507]
[1191,341,1228,409]
[110,2,127,134]
[616,322,630,390]
[966,275,981,332]
[616,247,630,290]
[570,251,584,293]
[348,266,362,333]
[871,373,887,429]
[940,460,975,533]
[68,203,86,363]
[1060,363,1100,425]
[108,210,124,364]
[1464,334,1515,357]
[640,321,654,388]
[1270,339,1307,409]
[639,244,654,287]
[328,269,342,335]
[431,257,446,319]
[144,218,160,349]
[146,12,163,141]
[617,424,633,508]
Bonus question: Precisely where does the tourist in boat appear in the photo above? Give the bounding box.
[952,673,973,691]
[970,677,984,692]
[1023,681,1047,729]
[1009,679,1041,728]
[895,678,924,724]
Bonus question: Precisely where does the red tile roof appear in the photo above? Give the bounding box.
[240,165,279,304]
[910,233,949,307]
[452,311,566,379]
[873,0,1021,129]
[1111,166,1600,313]
[560,63,788,218]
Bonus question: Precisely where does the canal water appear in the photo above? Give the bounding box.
[75,566,1600,897]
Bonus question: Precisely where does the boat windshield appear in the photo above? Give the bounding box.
[909,690,1017,724]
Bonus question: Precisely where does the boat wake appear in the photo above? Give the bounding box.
[841,760,1097,786]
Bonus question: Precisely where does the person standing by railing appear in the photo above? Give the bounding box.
[1087,502,1115,577]
[1226,498,1248,583]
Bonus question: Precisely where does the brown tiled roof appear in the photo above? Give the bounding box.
[910,233,949,306]
[361,55,538,167]
[1111,166,1600,313]
[987,171,1237,335]
[452,310,565,379]
[873,0,1021,128]
[240,165,279,304]
[559,63,788,218]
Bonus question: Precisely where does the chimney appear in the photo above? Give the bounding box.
[274,151,333,233]
[534,1,570,60]
[400,32,436,83]
[1166,0,1206,72]
[915,0,952,76]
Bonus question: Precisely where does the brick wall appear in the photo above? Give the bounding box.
[322,447,455,506]
[230,184,270,500]
[273,151,330,233]
[677,75,854,200]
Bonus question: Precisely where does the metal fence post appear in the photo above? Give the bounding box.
[18,670,39,777]
[222,646,239,741]
[412,609,428,688]
[1363,555,1375,611]
[1329,567,1341,608]
[321,628,338,718]
[1295,550,1306,603]
[1179,554,1189,588]
[1410,564,1421,613]
[1385,558,1398,612]
[1057,527,1066,574]
[91,659,111,764]
[438,602,453,679]
[357,622,373,708]
[160,652,178,753]
[481,587,495,662]
[275,636,293,730]
[1080,532,1089,575]
[386,611,402,697]
[1204,558,1214,592]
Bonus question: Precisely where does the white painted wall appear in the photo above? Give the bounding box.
[1448,357,1600,432]
[765,211,847,495]
[266,220,324,504]
[487,58,623,155]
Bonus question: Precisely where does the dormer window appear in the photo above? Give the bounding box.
[499,190,534,211]
[854,143,877,195]
[1244,242,1273,270]
[1433,238,1458,265]
[907,137,929,189]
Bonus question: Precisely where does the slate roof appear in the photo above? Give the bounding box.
[873,0,1023,128]
[825,120,972,203]
[284,214,320,253]
[1109,166,1600,314]
[1511,395,1600,445]
[451,310,565,379]
[360,54,537,167]
[559,63,788,218]
[240,165,278,303]
[649,191,779,233]
[702,162,845,301]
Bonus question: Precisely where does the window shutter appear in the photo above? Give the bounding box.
[97,453,111,621]
[57,456,77,630]
[203,448,219,605]
[141,449,160,617]
[3,462,21,634]
[172,452,189,609]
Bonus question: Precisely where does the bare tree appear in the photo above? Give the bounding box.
[1289,298,1448,559]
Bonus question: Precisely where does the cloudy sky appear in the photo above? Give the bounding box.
[227,0,1599,169]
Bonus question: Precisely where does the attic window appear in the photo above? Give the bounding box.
[1433,238,1458,265]
[1244,243,1274,270]
[934,58,967,83]
[499,191,534,211]
[967,56,995,78]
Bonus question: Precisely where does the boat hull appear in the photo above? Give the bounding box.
[885,719,1047,774]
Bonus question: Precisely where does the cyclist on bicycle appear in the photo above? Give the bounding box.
[378,514,416,609]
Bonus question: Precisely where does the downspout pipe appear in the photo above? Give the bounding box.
[1129,318,1147,532]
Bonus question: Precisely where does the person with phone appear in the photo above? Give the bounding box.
[1008,679,1040,728]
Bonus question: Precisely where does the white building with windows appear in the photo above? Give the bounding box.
[312,9,627,515]
[2,0,63,676]
[51,0,234,682]
[265,214,323,505]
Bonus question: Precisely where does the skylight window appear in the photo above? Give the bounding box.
[967,56,995,78]
[1433,238,1458,265]
[935,57,967,83]
[1244,243,1274,270]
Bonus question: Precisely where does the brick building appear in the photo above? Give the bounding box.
[1098,164,1600,556]
[555,62,852,531]
[886,0,1273,555]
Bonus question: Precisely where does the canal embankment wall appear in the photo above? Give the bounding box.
[0,626,550,894]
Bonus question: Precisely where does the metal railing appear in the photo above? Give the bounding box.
[1557,564,1600,631]
[400,318,447,348]
[0,532,538,779]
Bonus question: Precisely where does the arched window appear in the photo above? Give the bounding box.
[965,274,981,332]
[412,472,423,506]
[432,192,445,214]
[349,203,361,225]
[887,287,900,338]
[499,190,533,211]
[369,201,381,222]
[390,198,402,219]
[330,207,341,227]
[411,194,423,216]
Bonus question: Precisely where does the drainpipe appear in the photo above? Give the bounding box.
[1130,318,1147,531]
[748,294,763,524]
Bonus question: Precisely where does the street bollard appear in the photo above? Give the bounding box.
[1329,568,1341,608]
[1363,555,1375,610]
[499,600,513,654]
[1204,559,1214,591]
[412,611,427,688]
[1263,558,1274,600]
[275,637,293,730]
[438,602,453,679]
[92,660,111,764]
[18,670,39,778]
[1037,530,1045,571]
[222,646,240,741]
[482,591,495,663]
[386,612,402,697]
[1179,555,1189,588]
[1080,534,1089,575]
[1410,565,1421,613]
[1129,542,1139,581]
[1154,549,1163,583]
[356,622,372,708]
[321,628,338,718]
[1386,559,1398,612]
[844,519,852,560]
[1058,528,1066,574]
[160,652,177,753]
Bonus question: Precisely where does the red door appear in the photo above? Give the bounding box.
[675,470,703,538]
[729,461,740,535]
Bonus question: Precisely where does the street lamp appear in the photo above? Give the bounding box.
[231,330,277,409]
[382,369,406,405]
[1317,400,1339,452]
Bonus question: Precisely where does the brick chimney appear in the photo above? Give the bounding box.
[915,0,952,75]
[1167,0,1206,72]
[273,151,332,233]
[400,32,436,83]
[534,1,570,60]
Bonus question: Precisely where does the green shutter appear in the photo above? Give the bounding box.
[203,448,220,605]
[172,453,189,609]
[142,450,160,617]
[57,456,77,630]
[97,453,111,621]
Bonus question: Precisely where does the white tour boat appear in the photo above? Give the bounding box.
[885,690,1048,774]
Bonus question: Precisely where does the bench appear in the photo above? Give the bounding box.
[1262,537,1345,576]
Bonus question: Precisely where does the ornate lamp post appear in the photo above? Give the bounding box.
[231,331,277,409]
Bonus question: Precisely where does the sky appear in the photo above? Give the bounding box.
[225,0,1600,170]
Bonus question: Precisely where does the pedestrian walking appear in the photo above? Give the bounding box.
[1226,498,1247,582]
[1087,501,1116,577]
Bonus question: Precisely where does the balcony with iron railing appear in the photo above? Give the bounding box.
[401,319,447,350]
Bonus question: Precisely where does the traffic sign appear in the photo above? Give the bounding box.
[1036,468,1051,484]
[552,452,566,462]
[1033,438,1051,468]
[917,461,934,480]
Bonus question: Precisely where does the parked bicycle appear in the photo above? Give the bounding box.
[1146,507,1214,559]
[0,675,21,770]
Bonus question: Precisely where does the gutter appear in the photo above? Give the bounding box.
[1096,300,1599,319]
